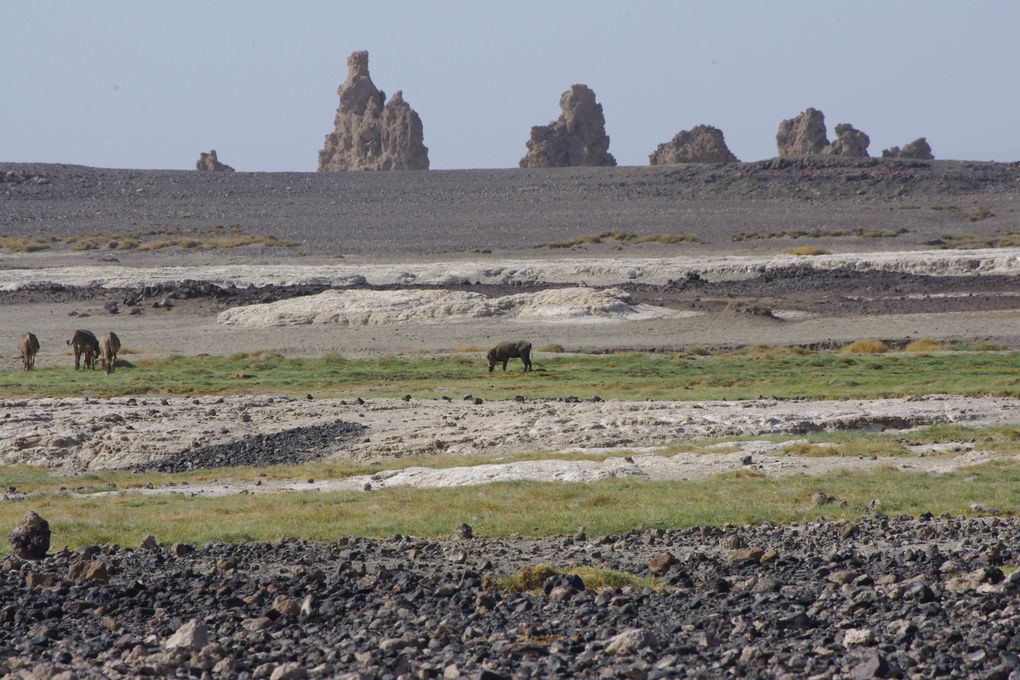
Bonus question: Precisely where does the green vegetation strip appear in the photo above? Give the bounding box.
[4,423,1019,497]
[1,462,1017,553]
[4,349,1020,400]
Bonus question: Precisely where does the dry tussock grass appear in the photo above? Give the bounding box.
[538,343,565,353]
[905,338,943,353]
[842,339,889,354]
[784,245,829,256]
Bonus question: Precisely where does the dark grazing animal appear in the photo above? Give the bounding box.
[18,332,39,370]
[67,329,100,371]
[487,340,533,372]
[100,331,121,374]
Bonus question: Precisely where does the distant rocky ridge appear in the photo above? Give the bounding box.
[883,137,935,160]
[195,150,234,172]
[777,108,871,157]
[520,85,616,168]
[649,125,738,164]
[318,51,429,172]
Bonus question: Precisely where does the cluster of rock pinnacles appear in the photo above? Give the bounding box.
[195,51,933,171]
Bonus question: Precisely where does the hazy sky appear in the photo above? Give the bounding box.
[3,1,1018,171]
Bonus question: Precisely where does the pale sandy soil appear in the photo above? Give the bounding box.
[3,394,1017,474]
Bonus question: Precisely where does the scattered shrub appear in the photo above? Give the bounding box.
[968,207,994,222]
[784,245,829,256]
[842,339,888,354]
[905,338,943,353]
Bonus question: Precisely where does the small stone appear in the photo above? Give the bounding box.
[68,559,109,583]
[730,547,766,565]
[273,596,301,617]
[851,652,891,679]
[165,619,209,651]
[140,535,159,551]
[843,628,875,647]
[647,552,677,576]
[269,662,308,680]
[172,543,194,557]
[605,628,657,655]
[454,523,473,540]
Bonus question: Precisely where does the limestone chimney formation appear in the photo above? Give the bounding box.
[520,85,616,168]
[649,125,739,164]
[776,108,871,157]
[195,150,234,172]
[318,51,429,171]
[883,138,935,160]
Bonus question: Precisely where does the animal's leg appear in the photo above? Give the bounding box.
[502,359,509,371]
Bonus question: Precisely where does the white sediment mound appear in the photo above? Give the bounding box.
[3,247,1020,291]
[216,287,680,327]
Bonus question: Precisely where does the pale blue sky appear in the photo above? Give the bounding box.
[3,1,1017,171]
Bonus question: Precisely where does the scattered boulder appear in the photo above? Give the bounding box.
[649,124,739,164]
[605,628,657,655]
[8,511,50,560]
[195,150,235,172]
[882,137,934,160]
[318,50,429,171]
[648,551,677,576]
[776,107,829,156]
[519,84,616,168]
[165,619,209,651]
[823,123,871,157]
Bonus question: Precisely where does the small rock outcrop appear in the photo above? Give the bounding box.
[882,137,934,160]
[649,125,739,164]
[8,511,50,560]
[520,84,616,168]
[776,107,829,156]
[195,150,234,172]
[822,123,871,157]
[318,51,429,172]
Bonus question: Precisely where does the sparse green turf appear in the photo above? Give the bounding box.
[1,461,1018,552]
[4,348,1020,401]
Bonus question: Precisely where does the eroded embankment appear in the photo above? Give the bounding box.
[3,248,1020,293]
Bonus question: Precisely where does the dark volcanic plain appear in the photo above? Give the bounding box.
[3,157,1019,256]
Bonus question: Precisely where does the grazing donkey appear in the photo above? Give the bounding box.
[18,332,40,370]
[487,340,533,373]
[100,331,121,374]
[67,329,100,371]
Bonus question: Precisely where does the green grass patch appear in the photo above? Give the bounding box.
[2,462,1019,552]
[5,348,1020,401]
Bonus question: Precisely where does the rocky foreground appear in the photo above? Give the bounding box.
[3,515,1020,678]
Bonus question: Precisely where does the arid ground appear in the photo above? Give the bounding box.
[3,158,1020,677]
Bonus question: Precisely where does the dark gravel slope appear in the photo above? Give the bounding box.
[3,515,1019,678]
[3,158,1019,256]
